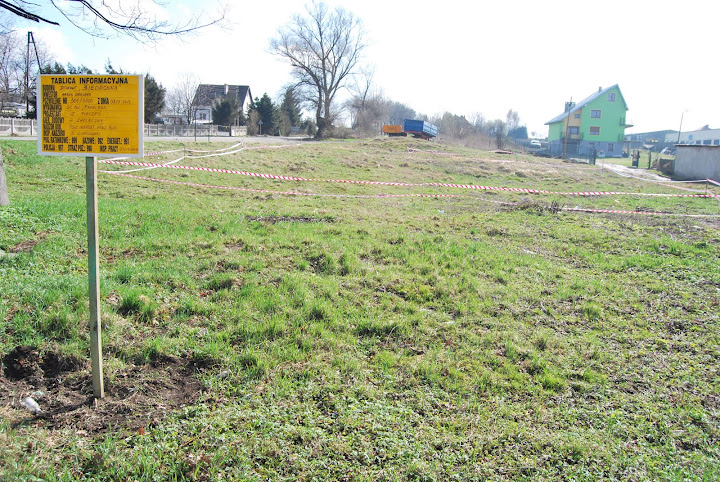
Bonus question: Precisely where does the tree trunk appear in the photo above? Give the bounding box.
[0,147,9,206]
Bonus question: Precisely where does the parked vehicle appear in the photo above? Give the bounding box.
[381,119,438,140]
[381,124,406,137]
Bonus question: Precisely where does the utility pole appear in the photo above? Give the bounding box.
[25,32,41,114]
[677,110,688,144]
[562,97,572,159]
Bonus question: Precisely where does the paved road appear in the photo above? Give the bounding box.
[597,161,707,192]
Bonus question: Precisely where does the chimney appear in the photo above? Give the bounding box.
[598,86,602,92]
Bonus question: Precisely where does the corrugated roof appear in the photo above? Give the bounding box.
[193,84,252,107]
[545,84,627,125]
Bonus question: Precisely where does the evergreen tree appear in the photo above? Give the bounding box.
[105,60,125,74]
[212,95,241,126]
[144,74,166,123]
[40,62,67,74]
[281,88,300,126]
[250,93,276,135]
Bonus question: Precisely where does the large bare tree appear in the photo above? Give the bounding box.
[167,72,199,125]
[270,1,365,138]
[0,1,227,41]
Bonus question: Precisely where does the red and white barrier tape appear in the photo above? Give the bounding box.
[98,159,720,199]
[105,172,720,217]
[106,172,460,199]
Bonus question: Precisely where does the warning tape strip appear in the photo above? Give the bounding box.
[105,172,720,217]
[98,159,720,198]
[106,172,460,199]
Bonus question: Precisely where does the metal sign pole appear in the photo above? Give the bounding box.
[86,155,104,399]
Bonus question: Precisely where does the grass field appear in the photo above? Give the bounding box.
[1,137,719,480]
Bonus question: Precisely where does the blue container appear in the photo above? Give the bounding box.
[403,119,438,138]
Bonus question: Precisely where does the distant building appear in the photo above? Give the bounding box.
[666,125,720,146]
[545,85,632,158]
[624,130,677,153]
[192,84,253,125]
[0,102,28,118]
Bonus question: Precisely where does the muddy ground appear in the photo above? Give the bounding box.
[1,345,204,435]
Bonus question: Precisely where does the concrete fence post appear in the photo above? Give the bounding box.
[0,147,9,206]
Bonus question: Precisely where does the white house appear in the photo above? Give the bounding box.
[192,84,253,125]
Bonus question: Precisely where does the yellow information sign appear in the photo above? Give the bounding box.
[37,75,144,157]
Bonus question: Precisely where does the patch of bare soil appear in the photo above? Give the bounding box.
[8,231,50,253]
[1,346,204,435]
[245,215,334,224]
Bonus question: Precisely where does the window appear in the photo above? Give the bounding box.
[696,140,702,145]
[589,126,600,135]
[608,143,614,152]
[714,140,719,145]
[199,113,207,120]
[703,140,712,145]
[607,93,616,102]
[574,113,580,119]
[590,110,601,118]
[567,126,579,135]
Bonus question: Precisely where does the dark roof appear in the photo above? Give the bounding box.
[545,84,628,125]
[193,84,252,107]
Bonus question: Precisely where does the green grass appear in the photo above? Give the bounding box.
[1,137,719,479]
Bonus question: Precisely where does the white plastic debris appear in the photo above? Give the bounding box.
[22,397,41,414]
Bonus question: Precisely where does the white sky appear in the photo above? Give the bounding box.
[17,0,720,136]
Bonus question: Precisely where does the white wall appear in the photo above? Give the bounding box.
[673,145,720,180]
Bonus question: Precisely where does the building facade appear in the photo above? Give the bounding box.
[545,85,632,158]
[192,84,253,125]
[665,125,720,146]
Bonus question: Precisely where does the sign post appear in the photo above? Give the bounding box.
[86,155,103,398]
[37,74,144,399]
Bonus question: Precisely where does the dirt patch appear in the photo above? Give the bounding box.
[8,232,49,253]
[1,346,205,435]
[245,215,335,224]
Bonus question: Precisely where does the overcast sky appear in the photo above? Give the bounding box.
[17,0,720,136]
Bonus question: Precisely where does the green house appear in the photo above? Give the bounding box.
[545,85,632,158]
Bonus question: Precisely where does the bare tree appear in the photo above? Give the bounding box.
[387,101,416,126]
[270,1,365,138]
[0,28,21,108]
[487,119,507,149]
[167,73,199,125]
[0,1,227,41]
[506,109,522,133]
[346,66,387,136]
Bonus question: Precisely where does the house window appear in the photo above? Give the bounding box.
[608,143,614,152]
[607,93,616,102]
[590,110,601,118]
[696,140,701,145]
[574,113,580,119]
[714,140,719,145]
[199,113,207,120]
[567,126,579,135]
[702,140,711,145]
[589,126,600,135]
